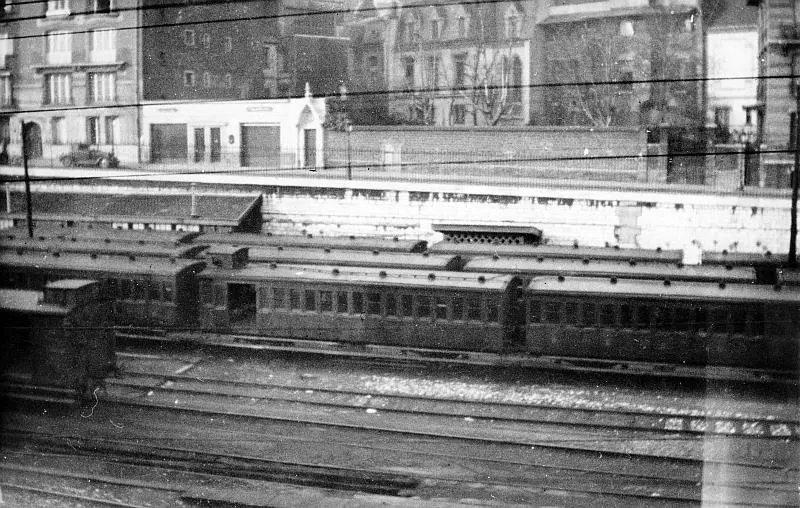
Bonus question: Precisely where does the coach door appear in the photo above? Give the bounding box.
[227,283,256,328]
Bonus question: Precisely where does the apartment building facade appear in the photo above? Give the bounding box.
[2,0,140,163]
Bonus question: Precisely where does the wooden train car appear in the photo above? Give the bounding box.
[0,251,205,328]
[198,232,427,253]
[1,227,201,246]
[212,246,464,272]
[428,242,684,264]
[525,276,800,370]
[0,237,207,259]
[462,256,757,284]
[198,260,523,352]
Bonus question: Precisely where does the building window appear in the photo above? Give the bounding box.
[453,53,466,86]
[0,33,13,69]
[104,116,116,146]
[367,55,379,86]
[90,29,116,63]
[93,0,111,14]
[184,30,195,47]
[265,46,272,69]
[619,20,635,37]
[51,117,65,144]
[403,56,414,86]
[201,33,210,48]
[86,116,99,145]
[403,21,415,43]
[452,104,466,125]
[203,71,211,88]
[509,56,522,103]
[46,31,72,65]
[426,54,439,86]
[44,73,71,104]
[457,17,466,38]
[505,15,519,38]
[791,112,798,150]
[0,75,10,106]
[88,72,115,102]
[224,73,232,88]
[183,70,195,86]
[430,19,440,39]
[224,36,232,53]
[46,0,69,16]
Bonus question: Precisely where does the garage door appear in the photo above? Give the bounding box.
[150,124,187,163]
[240,125,280,168]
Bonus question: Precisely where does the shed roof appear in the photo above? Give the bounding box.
[0,289,67,315]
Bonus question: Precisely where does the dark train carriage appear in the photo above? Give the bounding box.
[217,246,464,272]
[463,256,756,284]
[525,276,800,370]
[1,226,201,246]
[198,265,523,352]
[428,242,684,264]
[0,251,205,328]
[777,268,800,286]
[198,232,427,253]
[701,251,786,284]
[0,237,207,259]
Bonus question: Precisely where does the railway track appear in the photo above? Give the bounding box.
[3,365,797,506]
[118,329,799,386]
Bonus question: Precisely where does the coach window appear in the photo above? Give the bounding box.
[337,292,348,313]
[435,295,448,320]
[582,302,597,327]
[200,280,212,304]
[750,306,765,336]
[453,296,465,320]
[731,306,747,335]
[599,303,615,327]
[107,279,118,298]
[655,306,672,331]
[367,291,381,316]
[710,307,728,334]
[352,292,364,314]
[636,305,650,329]
[273,287,286,309]
[528,299,541,323]
[163,283,174,302]
[258,287,269,308]
[320,290,333,312]
[401,294,413,317]
[620,304,633,329]
[134,280,146,301]
[416,294,431,318]
[692,306,709,333]
[385,293,397,317]
[544,302,560,323]
[304,290,316,312]
[290,289,301,310]
[674,306,691,331]
[214,285,226,307]
[467,294,481,321]
[148,281,160,301]
[486,295,500,322]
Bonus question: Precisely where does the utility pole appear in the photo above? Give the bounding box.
[20,121,33,239]
[790,86,800,268]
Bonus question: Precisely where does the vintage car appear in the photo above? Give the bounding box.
[59,144,119,168]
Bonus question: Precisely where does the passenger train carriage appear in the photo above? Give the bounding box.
[0,237,207,260]
[0,251,205,328]
[2,227,200,246]
[198,232,427,253]
[429,241,685,264]
[463,256,757,284]
[198,251,522,351]
[526,276,800,370]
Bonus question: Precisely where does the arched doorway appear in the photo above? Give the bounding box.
[23,122,43,159]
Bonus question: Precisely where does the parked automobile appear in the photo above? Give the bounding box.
[59,144,119,168]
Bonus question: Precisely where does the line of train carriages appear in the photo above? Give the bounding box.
[1,227,798,373]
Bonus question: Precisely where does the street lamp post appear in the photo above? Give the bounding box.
[346,121,353,180]
[790,85,800,268]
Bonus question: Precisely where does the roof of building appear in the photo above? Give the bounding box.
[0,192,262,226]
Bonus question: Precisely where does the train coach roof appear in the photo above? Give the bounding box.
[1,227,200,245]
[702,250,788,266]
[0,251,206,276]
[244,247,461,270]
[0,289,67,315]
[527,276,800,303]
[200,264,516,291]
[198,232,427,252]
[428,242,683,263]
[0,238,206,258]
[464,256,756,281]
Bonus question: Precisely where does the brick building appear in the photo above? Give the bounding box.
[1,0,140,163]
